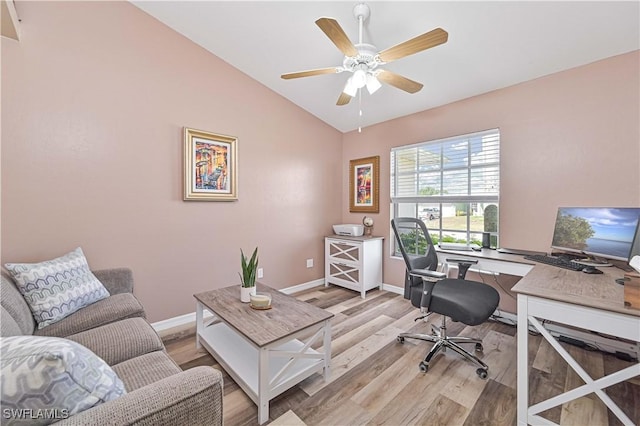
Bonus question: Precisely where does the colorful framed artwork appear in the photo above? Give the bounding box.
[183,127,238,201]
[349,155,379,213]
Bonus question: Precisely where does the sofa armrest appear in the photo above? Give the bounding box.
[57,366,223,426]
[93,268,134,295]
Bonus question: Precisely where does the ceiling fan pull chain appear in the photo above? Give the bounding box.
[358,89,363,133]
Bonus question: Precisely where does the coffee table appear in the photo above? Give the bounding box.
[194,283,333,424]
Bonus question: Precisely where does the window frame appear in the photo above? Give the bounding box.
[390,129,500,253]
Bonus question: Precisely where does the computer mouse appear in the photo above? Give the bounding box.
[582,266,603,274]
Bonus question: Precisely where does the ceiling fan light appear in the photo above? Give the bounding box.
[343,77,358,97]
[352,69,367,88]
[366,74,382,94]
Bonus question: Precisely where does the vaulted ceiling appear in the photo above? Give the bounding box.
[132,1,639,133]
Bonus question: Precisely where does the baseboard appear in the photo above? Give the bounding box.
[151,278,325,333]
[152,310,212,333]
[278,278,325,295]
[381,283,403,295]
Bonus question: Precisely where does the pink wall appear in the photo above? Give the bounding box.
[342,51,640,291]
[2,2,638,321]
[1,1,343,322]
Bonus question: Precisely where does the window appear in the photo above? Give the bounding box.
[391,129,500,254]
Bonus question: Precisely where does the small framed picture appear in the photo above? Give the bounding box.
[183,127,238,201]
[349,156,379,213]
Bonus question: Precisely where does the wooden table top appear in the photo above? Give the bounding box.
[194,283,334,347]
[511,262,639,317]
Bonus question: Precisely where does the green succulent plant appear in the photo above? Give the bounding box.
[239,247,259,288]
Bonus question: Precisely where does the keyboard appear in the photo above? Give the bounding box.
[523,254,585,271]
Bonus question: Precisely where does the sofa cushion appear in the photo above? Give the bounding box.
[1,272,36,335]
[0,335,126,424]
[0,308,23,337]
[92,268,134,295]
[66,317,164,366]
[34,292,145,338]
[4,248,110,330]
[112,351,182,392]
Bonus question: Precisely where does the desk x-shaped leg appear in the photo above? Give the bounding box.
[526,316,639,425]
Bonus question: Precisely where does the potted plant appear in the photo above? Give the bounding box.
[239,247,258,303]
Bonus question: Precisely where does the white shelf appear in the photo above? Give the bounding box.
[198,322,324,401]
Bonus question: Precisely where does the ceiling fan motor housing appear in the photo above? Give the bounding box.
[343,43,380,73]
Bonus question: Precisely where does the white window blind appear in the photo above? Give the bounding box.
[391,129,500,246]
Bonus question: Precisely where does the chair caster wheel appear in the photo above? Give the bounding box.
[476,368,488,379]
[397,336,405,344]
[475,343,483,352]
[419,362,429,373]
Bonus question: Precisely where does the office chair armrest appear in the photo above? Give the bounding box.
[410,269,446,280]
[445,258,478,279]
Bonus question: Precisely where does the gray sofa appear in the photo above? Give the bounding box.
[1,268,223,425]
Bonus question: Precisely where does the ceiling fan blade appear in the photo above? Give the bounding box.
[336,92,352,106]
[281,67,340,79]
[378,28,448,63]
[377,70,423,94]
[315,17,358,57]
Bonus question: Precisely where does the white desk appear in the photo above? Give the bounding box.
[513,263,640,425]
[437,248,640,425]
[436,247,533,277]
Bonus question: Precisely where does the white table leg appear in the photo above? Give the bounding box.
[195,302,203,349]
[258,347,270,424]
[517,294,529,426]
[323,320,332,380]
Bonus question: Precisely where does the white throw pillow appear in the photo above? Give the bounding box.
[4,248,110,329]
[0,335,126,425]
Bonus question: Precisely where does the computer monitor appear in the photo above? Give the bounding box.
[551,207,640,261]
[629,218,640,262]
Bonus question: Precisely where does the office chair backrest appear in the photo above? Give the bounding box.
[391,217,440,301]
[391,217,439,271]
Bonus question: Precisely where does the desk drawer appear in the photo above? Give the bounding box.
[326,239,361,265]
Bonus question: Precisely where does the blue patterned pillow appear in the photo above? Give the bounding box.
[0,335,126,425]
[4,248,110,329]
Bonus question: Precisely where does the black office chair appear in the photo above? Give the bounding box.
[391,217,500,379]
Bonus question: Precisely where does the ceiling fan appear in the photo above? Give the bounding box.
[281,3,448,106]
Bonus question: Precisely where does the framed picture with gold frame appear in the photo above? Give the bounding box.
[183,127,238,201]
[349,155,379,213]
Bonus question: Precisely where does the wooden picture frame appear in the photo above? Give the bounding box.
[184,127,238,201]
[349,156,379,213]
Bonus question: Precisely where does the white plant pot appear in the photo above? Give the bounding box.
[240,286,256,303]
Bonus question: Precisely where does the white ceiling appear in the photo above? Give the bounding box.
[131,1,639,133]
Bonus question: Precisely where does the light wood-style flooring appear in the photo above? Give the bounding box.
[164,286,639,425]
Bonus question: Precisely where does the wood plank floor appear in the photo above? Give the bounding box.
[164,286,640,426]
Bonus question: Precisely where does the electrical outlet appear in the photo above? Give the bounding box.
[306,259,313,268]
[257,268,264,279]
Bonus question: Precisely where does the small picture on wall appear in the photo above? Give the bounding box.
[349,156,379,213]
[184,127,238,201]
